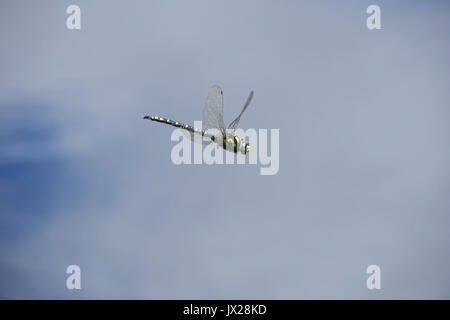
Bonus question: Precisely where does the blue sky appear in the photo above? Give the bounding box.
[1,0,450,298]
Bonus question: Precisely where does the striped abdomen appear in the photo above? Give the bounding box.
[143,116,205,135]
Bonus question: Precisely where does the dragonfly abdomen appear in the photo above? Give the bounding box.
[143,116,205,135]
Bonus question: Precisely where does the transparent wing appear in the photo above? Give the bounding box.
[181,128,212,145]
[228,90,254,131]
[202,85,226,135]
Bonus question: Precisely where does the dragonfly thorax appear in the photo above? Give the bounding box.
[211,133,249,155]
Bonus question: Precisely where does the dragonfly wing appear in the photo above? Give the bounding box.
[228,90,254,130]
[202,85,226,136]
[181,128,212,145]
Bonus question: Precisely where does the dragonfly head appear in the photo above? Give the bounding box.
[233,136,248,155]
[238,139,250,155]
[245,142,250,154]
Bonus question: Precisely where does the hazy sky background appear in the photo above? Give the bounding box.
[1,0,449,299]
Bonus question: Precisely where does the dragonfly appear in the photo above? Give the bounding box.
[144,85,254,154]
